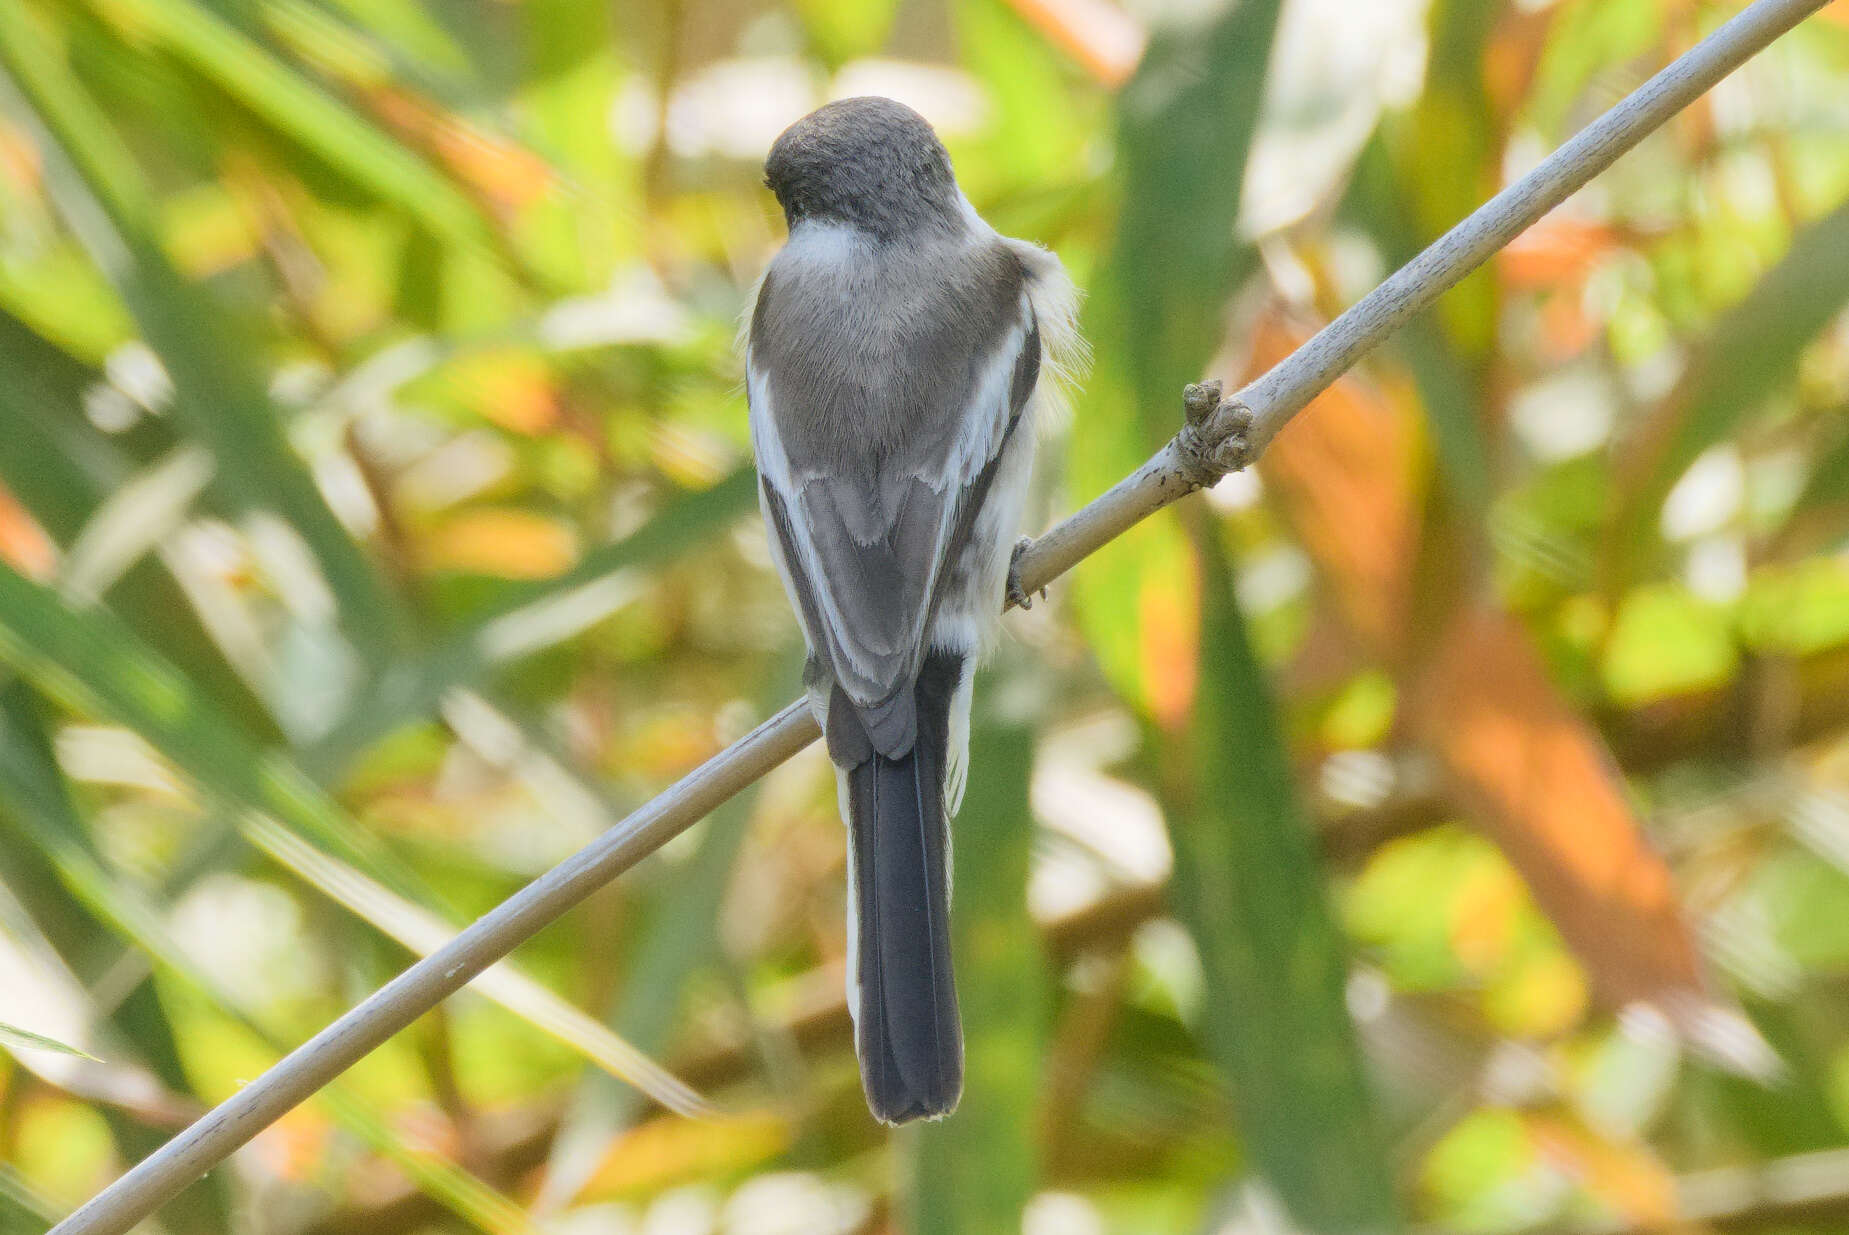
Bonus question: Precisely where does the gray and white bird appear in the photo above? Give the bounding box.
[745,96,1080,1124]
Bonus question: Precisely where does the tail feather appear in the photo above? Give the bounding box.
[841,651,964,1124]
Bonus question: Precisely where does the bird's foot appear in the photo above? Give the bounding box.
[1175,379,1256,490]
[1007,536,1045,610]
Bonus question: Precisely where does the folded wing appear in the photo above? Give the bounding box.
[748,237,1041,760]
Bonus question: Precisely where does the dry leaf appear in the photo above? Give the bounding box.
[1409,604,1709,1014]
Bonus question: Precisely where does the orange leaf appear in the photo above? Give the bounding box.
[1408,604,1708,1014]
[0,486,56,580]
[1001,0,1146,87]
[1528,1112,1678,1227]
[253,1104,334,1182]
[364,87,554,213]
[1483,8,1556,118]
[1252,312,1422,658]
[577,1110,789,1202]
[0,117,41,195]
[443,350,559,435]
[1539,290,1597,360]
[424,508,577,579]
[1497,218,1619,290]
[1138,547,1200,731]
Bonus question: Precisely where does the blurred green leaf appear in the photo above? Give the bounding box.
[793,0,899,66]
[1070,0,1282,721]
[517,0,625,285]
[1070,2,1397,1222]
[0,564,422,895]
[72,0,491,247]
[0,239,134,361]
[1109,0,1279,413]
[311,466,759,772]
[952,0,1095,202]
[0,312,283,738]
[1344,134,1493,516]
[0,1164,58,1235]
[1524,0,1661,140]
[0,1023,98,1062]
[1611,196,1849,581]
[317,0,474,80]
[0,683,540,1235]
[1599,582,1736,707]
[1792,416,1849,522]
[1739,558,1849,656]
[1396,0,1501,363]
[911,707,1045,1234]
[0,7,410,662]
[1164,532,1398,1232]
[1314,0,1505,556]
[540,789,757,1207]
[1692,993,1847,1157]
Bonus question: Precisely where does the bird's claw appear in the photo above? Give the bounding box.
[1177,379,1256,488]
[1007,536,1044,610]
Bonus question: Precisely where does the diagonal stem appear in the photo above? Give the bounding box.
[49,0,1832,1229]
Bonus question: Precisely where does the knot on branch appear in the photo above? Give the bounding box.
[1175,380,1255,490]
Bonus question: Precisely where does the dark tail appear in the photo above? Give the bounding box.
[842,652,964,1124]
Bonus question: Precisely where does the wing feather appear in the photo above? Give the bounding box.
[747,234,1039,757]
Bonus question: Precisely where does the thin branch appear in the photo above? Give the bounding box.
[49,1,1832,1230]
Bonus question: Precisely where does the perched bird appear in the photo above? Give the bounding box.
[745,96,1080,1123]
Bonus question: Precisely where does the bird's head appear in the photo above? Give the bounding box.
[764,97,963,240]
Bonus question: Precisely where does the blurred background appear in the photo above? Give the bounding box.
[2,0,1849,1231]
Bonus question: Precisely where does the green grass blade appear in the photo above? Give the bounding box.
[1068,0,1282,718]
[314,0,475,82]
[0,686,537,1235]
[0,311,125,532]
[910,708,1044,1234]
[0,13,409,662]
[0,756,233,1235]
[0,571,701,1108]
[539,789,756,1206]
[0,1022,99,1062]
[1167,532,1398,1231]
[1065,2,1397,1220]
[1612,197,1849,574]
[1109,0,1280,432]
[311,466,759,771]
[240,814,710,1116]
[0,564,423,896]
[76,0,490,247]
[0,1164,59,1234]
[0,313,286,740]
[1342,133,1494,516]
